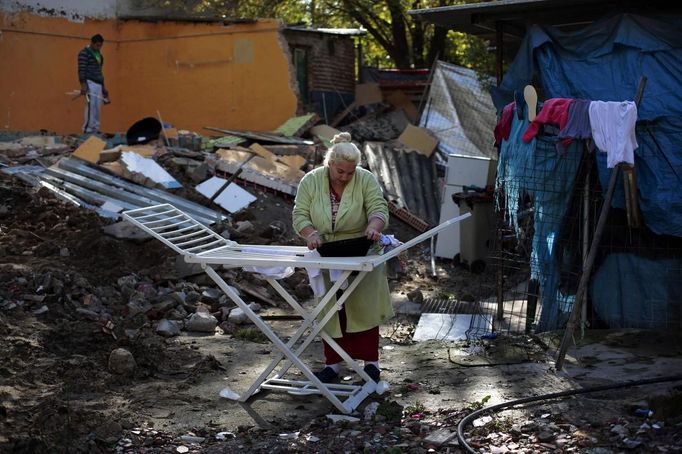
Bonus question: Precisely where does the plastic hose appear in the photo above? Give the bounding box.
[457,374,682,453]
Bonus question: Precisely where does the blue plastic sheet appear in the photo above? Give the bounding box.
[591,253,682,328]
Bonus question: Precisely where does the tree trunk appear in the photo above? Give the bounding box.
[427,26,447,67]
[412,21,426,67]
[387,0,411,68]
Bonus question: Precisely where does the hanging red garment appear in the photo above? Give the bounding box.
[494,101,516,145]
[522,98,574,143]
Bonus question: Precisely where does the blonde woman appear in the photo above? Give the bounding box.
[292,132,393,383]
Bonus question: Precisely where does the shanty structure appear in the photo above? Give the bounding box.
[410,0,682,333]
[409,0,680,83]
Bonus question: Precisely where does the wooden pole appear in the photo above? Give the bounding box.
[156,110,170,148]
[555,76,647,370]
[416,53,440,121]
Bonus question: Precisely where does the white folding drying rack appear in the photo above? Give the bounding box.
[123,203,470,414]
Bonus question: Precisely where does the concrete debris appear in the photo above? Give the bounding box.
[406,289,424,304]
[423,428,456,447]
[179,435,205,444]
[108,348,136,375]
[156,319,181,337]
[120,151,181,189]
[174,256,204,279]
[327,414,360,424]
[227,307,250,324]
[234,220,254,233]
[103,220,151,240]
[187,162,208,183]
[363,401,380,420]
[185,312,218,333]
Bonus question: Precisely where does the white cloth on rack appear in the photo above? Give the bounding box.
[305,250,347,297]
[242,247,295,279]
[588,100,638,168]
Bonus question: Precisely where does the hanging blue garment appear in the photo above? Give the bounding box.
[497,105,583,331]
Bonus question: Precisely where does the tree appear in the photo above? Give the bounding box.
[309,0,456,69]
[129,0,494,73]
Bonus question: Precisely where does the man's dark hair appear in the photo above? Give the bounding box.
[91,34,104,44]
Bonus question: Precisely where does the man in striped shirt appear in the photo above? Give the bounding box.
[78,34,109,134]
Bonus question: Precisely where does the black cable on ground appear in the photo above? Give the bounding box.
[457,374,682,454]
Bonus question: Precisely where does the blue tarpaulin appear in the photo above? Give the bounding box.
[591,253,682,328]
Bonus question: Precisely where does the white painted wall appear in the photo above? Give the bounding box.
[0,0,119,21]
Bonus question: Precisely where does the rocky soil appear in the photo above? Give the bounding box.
[1,174,681,454]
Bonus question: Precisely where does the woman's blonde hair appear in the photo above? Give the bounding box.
[323,132,361,167]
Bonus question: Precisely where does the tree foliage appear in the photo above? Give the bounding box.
[131,0,494,73]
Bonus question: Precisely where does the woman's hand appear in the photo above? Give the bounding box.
[365,216,384,242]
[365,227,381,242]
[306,231,323,250]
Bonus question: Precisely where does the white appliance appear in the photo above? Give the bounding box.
[435,154,495,260]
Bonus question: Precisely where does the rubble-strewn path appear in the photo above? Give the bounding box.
[1,179,681,454]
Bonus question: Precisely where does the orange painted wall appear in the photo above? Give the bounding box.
[0,12,298,134]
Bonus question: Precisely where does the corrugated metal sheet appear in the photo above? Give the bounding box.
[2,158,225,225]
[204,127,314,145]
[363,142,440,226]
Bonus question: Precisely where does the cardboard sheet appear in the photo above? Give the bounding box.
[397,124,438,157]
[73,135,106,164]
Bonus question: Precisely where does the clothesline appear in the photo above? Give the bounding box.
[494,97,638,168]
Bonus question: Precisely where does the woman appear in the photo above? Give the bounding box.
[292,132,393,383]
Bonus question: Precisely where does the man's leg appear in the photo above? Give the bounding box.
[83,81,102,133]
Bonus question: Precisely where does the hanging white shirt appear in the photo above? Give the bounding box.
[588,100,638,168]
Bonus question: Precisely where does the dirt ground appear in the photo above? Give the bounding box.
[1,174,681,454]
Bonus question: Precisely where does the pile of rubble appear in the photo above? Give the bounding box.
[1,82,442,235]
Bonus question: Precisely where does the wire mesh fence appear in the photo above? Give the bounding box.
[490,129,682,335]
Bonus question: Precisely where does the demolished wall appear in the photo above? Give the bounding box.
[282,28,356,122]
[0,11,298,134]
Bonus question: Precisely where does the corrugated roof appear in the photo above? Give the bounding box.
[408,0,680,57]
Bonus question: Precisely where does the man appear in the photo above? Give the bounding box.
[78,34,109,134]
